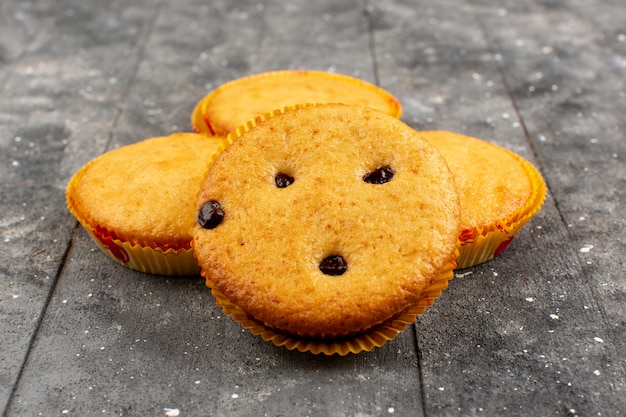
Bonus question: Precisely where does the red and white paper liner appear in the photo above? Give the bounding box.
[191,69,403,137]
[80,226,200,276]
[200,252,457,356]
[456,151,547,269]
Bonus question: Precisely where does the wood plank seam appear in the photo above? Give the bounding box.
[363,1,381,86]
[101,0,166,154]
[0,13,48,96]
[2,230,75,417]
[469,0,625,404]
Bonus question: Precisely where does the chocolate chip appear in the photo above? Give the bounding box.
[197,200,224,229]
[275,173,294,188]
[363,166,394,184]
[319,255,347,276]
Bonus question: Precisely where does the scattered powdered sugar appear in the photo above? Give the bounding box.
[579,244,594,253]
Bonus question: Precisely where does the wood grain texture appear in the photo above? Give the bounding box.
[1,0,623,416]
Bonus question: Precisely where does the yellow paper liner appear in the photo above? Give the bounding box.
[223,105,310,145]
[201,251,457,356]
[456,151,547,269]
[191,70,403,136]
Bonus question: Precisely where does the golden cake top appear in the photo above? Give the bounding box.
[419,130,533,233]
[67,133,225,249]
[192,70,402,137]
[193,104,460,339]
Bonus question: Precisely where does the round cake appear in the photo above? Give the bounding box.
[191,70,402,137]
[66,132,226,275]
[419,130,547,268]
[192,104,461,349]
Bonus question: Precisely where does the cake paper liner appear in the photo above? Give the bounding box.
[456,150,547,269]
[200,251,457,356]
[83,227,199,276]
[191,70,403,136]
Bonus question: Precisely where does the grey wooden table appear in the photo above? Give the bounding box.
[1,0,624,416]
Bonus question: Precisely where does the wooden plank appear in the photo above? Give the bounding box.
[0,8,53,412]
[0,0,164,413]
[373,0,624,415]
[5,1,426,416]
[0,1,41,88]
[475,0,626,410]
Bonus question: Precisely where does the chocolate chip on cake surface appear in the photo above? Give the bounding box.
[275,173,294,188]
[319,255,348,276]
[197,200,224,229]
[363,166,394,184]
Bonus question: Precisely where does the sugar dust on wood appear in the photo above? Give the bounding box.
[579,244,594,253]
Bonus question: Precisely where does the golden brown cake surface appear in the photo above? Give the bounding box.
[419,131,533,233]
[193,70,402,136]
[193,104,460,339]
[67,133,225,249]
